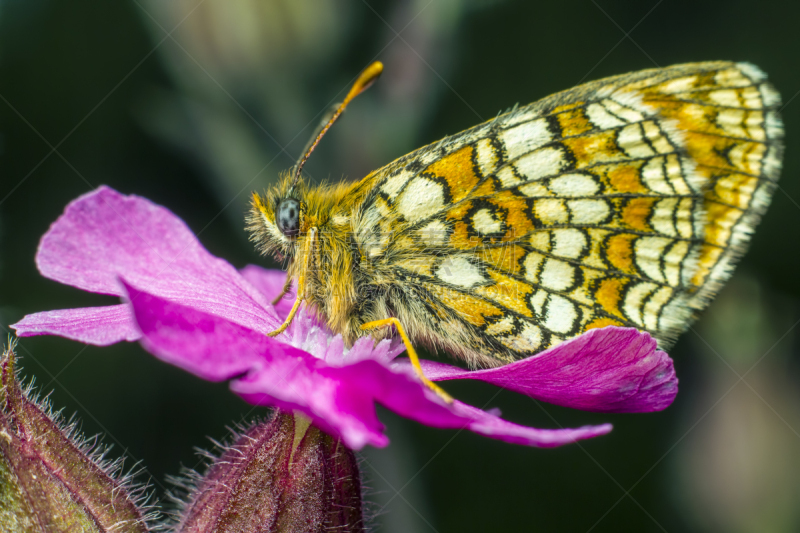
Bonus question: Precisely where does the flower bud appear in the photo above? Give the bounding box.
[175,410,363,533]
[0,342,152,532]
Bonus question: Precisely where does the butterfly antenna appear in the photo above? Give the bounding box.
[290,61,384,191]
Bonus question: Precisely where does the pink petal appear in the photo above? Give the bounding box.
[236,364,611,449]
[123,280,612,450]
[36,186,281,338]
[411,327,677,413]
[122,281,301,382]
[239,265,296,320]
[306,361,612,449]
[11,305,140,346]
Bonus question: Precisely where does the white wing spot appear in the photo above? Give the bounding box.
[623,281,658,325]
[501,118,553,160]
[644,286,673,330]
[659,76,698,93]
[602,98,644,122]
[543,295,577,334]
[760,84,781,107]
[499,323,542,352]
[635,236,671,282]
[518,182,552,198]
[736,62,767,83]
[709,89,741,107]
[472,208,503,235]
[515,146,567,182]
[540,258,575,291]
[496,166,523,188]
[568,199,610,224]
[535,198,569,224]
[475,138,499,177]
[548,173,600,196]
[418,219,448,246]
[551,228,586,259]
[436,256,485,288]
[642,157,673,194]
[524,252,545,283]
[586,102,626,128]
[485,316,515,336]
[381,170,413,199]
[396,177,445,223]
[618,123,655,158]
[715,68,751,88]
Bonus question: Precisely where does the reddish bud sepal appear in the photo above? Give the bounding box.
[0,342,153,532]
[174,410,363,533]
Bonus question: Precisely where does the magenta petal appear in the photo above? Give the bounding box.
[323,363,613,449]
[232,359,390,450]
[412,326,677,413]
[237,359,612,450]
[123,279,611,450]
[123,278,388,447]
[239,265,297,319]
[36,186,281,337]
[122,280,302,382]
[446,401,611,447]
[11,305,141,346]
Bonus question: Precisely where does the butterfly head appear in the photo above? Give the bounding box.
[247,174,306,260]
[247,62,383,263]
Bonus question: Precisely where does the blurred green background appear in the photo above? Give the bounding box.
[2,0,800,531]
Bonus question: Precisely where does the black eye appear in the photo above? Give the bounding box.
[276,198,300,237]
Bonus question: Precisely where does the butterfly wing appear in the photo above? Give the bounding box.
[351,62,783,366]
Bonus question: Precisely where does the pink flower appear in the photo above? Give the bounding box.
[12,187,677,450]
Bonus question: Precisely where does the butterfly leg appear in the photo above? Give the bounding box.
[271,277,292,306]
[268,228,317,337]
[361,317,453,403]
[267,295,303,337]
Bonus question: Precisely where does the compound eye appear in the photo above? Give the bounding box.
[276,198,300,237]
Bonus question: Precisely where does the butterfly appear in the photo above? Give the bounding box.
[248,61,783,401]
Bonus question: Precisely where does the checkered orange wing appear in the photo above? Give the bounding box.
[351,61,783,366]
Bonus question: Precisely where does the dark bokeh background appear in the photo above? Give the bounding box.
[2,1,800,531]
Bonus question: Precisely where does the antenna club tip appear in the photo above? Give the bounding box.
[350,61,384,98]
[368,61,384,76]
[293,61,385,186]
